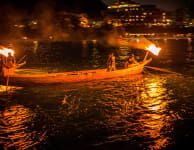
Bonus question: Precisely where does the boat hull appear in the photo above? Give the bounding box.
[0,58,152,86]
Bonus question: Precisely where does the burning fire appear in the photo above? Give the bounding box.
[146,44,161,56]
[0,47,14,57]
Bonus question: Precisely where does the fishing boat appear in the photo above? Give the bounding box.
[0,42,161,87]
[0,58,152,87]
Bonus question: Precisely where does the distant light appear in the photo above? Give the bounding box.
[49,36,53,39]
[22,36,28,40]
[32,21,37,25]
[14,24,25,28]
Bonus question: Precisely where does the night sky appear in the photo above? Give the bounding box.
[0,0,193,14]
[0,0,107,16]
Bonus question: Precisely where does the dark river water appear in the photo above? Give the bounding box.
[0,38,194,150]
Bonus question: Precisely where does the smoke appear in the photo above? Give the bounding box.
[127,37,153,50]
[105,31,154,50]
[34,1,57,39]
[0,1,156,46]
[0,1,117,42]
[0,4,26,42]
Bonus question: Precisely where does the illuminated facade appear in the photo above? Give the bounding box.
[107,0,171,27]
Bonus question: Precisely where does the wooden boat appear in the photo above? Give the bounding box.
[0,58,152,87]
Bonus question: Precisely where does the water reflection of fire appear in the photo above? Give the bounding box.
[137,77,181,149]
[96,75,178,150]
[0,85,23,93]
[0,105,47,150]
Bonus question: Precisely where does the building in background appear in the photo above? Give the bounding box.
[170,8,193,27]
[106,0,171,27]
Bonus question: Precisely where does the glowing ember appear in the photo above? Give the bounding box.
[146,44,161,55]
[0,48,14,57]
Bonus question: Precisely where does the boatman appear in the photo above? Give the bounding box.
[124,54,138,69]
[6,52,16,68]
[2,52,16,76]
[107,53,116,71]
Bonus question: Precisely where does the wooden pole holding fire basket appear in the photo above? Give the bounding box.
[143,51,149,61]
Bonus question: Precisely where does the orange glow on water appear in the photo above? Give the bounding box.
[0,105,47,149]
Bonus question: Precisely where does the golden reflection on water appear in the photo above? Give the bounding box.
[0,105,47,150]
[136,76,179,149]
[87,75,179,149]
[0,85,23,94]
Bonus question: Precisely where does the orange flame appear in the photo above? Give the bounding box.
[0,48,14,57]
[146,44,161,56]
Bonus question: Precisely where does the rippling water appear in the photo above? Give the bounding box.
[0,38,194,150]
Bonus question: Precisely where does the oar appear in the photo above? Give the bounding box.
[16,55,26,65]
[145,66,183,75]
[5,68,10,91]
[6,75,9,91]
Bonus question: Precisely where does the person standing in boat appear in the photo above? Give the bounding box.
[2,52,16,76]
[124,54,138,69]
[107,53,116,71]
[5,52,16,69]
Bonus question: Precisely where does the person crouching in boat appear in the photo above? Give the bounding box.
[2,52,16,76]
[124,54,138,69]
[107,53,116,71]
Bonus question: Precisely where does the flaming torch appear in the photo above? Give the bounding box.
[144,44,161,61]
[0,47,14,57]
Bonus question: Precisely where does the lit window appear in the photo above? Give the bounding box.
[107,20,112,24]
[143,12,147,15]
